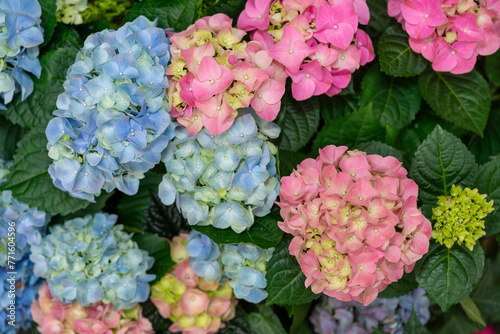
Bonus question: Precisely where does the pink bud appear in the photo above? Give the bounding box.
[179,289,210,315]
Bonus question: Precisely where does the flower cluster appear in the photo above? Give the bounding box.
[388,0,500,74]
[432,185,494,251]
[150,232,237,334]
[46,16,175,202]
[0,0,44,109]
[1,256,43,334]
[56,0,88,25]
[0,190,50,267]
[237,0,375,101]
[159,112,280,233]
[0,158,11,187]
[166,13,286,135]
[276,145,432,305]
[29,213,155,310]
[32,281,154,334]
[310,288,430,334]
[186,230,274,303]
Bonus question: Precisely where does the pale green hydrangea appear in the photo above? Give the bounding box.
[56,0,88,25]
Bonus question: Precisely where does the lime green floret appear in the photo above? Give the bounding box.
[432,185,494,251]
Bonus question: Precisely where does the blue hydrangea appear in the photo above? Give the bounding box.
[159,111,280,233]
[0,190,50,268]
[310,288,431,334]
[0,255,42,334]
[185,230,274,303]
[0,158,11,187]
[0,0,44,109]
[45,16,175,202]
[29,212,155,310]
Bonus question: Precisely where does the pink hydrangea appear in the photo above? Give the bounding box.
[237,0,375,101]
[150,233,237,334]
[388,0,500,74]
[166,14,286,135]
[31,282,153,334]
[276,146,432,306]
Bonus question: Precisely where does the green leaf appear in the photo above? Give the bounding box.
[39,0,57,47]
[144,194,190,240]
[372,330,390,334]
[360,65,420,129]
[1,128,91,216]
[279,97,320,152]
[319,94,358,123]
[247,306,287,334]
[4,47,78,128]
[289,304,312,334]
[378,271,418,298]
[202,0,246,20]
[415,243,485,312]
[403,308,431,334]
[419,69,491,136]
[356,141,404,162]
[470,108,500,164]
[43,25,82,52]
[485,51,500,86]
[476,159,500,235]
[193,209,283,249]
[278,150,307,178]
[378,25,428,77]
[434,308,480,334]
[265,236,319,306]
[409,125,477,204]
[125,0,197,32]
[133,233,176,285]
[471,261,500,322]
[313,103,385,152]
[220,307,256,334]
[0,116,23,161]
[366,0,391,31]
[141,299,173,332]
[460,296,486,327]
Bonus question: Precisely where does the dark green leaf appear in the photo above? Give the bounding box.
[418,69,491,136]
[289,304,312,334]
[43,24,82,52]
[278,150,307,178]
[193,209,283,249]
[125,0,197,32]
[319,94,358,123]
[366,0,391,31]
[133,233,176,285]
[434,309,480,334]
[39,0,57,47]
[378,271,418,298]
[0,116,23,160]
[265,236,319,306]
[403,308,431,334]
[313,103,385,152]
[360,65,420,129]
[471,261,500,322]
[279,97,320,152]
[415,243,485,311]
[144,194,190,240]
[141,299,173,332]
[485,51,500,86]
[378,25,428,77]
[459,296,486,327]
[409,125,477,204]
[247,306,287,334]
[356,141,404,161]
[202,0,246,20]
[470,108,500,164]
[1,128,91,215]
[476,159,500,235]
[372,330,390,334]
[220,307,256,334]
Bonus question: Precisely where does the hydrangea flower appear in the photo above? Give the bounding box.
[166,13,286,135]
[31,281,154,334]
[276,145,432,305]
[0,157,11,187]
[45,16,175,202]
[150,232,237,334]
[0,256,43,334]
[387,0,500,74]
[237,0,375,101]
[0,190,50,267]
[432,185,494,251]
[29,213,155,310]
[185,230,274,303]
[56,0,88,25]
[159,111,280,233]
[310,288,431,334]
[0,0,44,109]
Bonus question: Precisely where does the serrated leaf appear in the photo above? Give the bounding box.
[202,0,246,20]
[278,150,307,178]
[319,94,358,123]
[0,116,23,160]
[378,25,428,77]
[356,141,404,162]
[220,307,256,334]
[313,103,385,152]
[39,0,57,47]
[485,51,500,86]
[460,296,486,327]
[409,125,477,204]
[1,128,91,215]
[378,271,418,298]
[471,261,500,322]
[366,0,391,31]
[247,306,287,334]
[265,236,318,306]
[360,65,420,129]
[403,308,431,334]
[4,47,79,128]
[193,209,283,249]
[415,243,485,312]
[133,233,176,285]
[279,97,320,152]
[470,108,500,164]
[418,69,491,136]
[125,0,197,32]
[476,159,500,235]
